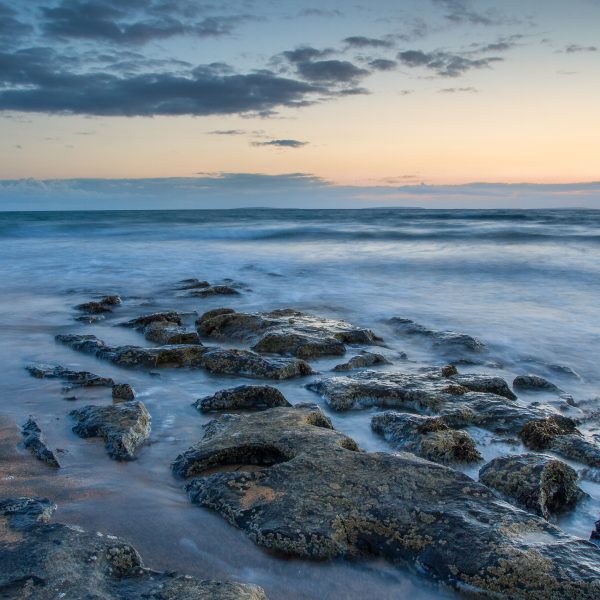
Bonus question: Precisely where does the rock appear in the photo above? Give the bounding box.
[479,454,585,519]
[252,332,346,359]
[70,401,151,460]
[333,352,390,371]
[178,278,211,289]
[20,419,60,468]
[388,317,486,354]
[197,308,381,358]
[189,285,240,297]
[513,374,561,393]
[75,295,121,314]
[199,307,236,321]
[74,314,105,323]
[56,334,312,379]
[199,348,313,379]
[441,364,458,377]
[195,385,291,412]
[371,412,481,464]
[26,364,114,388]
[174,405,600,598]
[143,321,200,345]
[0,497,268,600]
[112,383,136,402]
[592,520,600,543]
[122,311,184,328]
[519,416,600,468]
[451,373,517,400]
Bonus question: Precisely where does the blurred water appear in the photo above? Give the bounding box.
[0,208,599,599]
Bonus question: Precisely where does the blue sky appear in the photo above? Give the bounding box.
[0,1,599,208]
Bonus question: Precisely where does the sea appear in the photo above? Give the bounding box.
[0,208,599,599]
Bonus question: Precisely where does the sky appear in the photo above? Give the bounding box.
[0,0,599,209]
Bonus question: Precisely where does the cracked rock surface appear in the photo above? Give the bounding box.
[195,385,291,412]
[172,405,600,599]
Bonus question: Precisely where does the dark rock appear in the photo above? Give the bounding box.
[26,364,113,388]
[388,317,485,354]
[371,412,481,464]
[197,308,380,359]
[74,314,105,323]
[75,295,121,314]
[56,334,312,379]
[451,373,517,400]
[199,307,236,322]
[112,383,136,402]
[143,321,200,345]
[441,364,458,377]
[20,419,60,468]
[0,497,268,600]
[122,311,184,328]
[178,278,211,289]
[195,385,291,412]
[333,352,390,371]
[189,285,240,297]
[479,453,585,519]
[520,416,600,468]
[70,401,151,460]
[252,332,346,359]
[199,348,313,379]
[513,374,561,393]
[592,520,600,543]
[174,405,600,598]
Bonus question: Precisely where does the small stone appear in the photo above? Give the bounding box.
[112,383,136,402]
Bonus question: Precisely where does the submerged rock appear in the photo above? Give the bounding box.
[520,416,600,468]
[178,278,211,289]
[70,401,151,460]
[195,385,291,412]
[143,321,200,345]
[0,497,268,600]
[174,405,600,598]
[56,334,312,379]
[189,284,240,297]
[112,383,136,402]
[333,352,391,371]
[26,364,114,388]
[75,295,121,314]
[388,317,486,355]
[479,454,585,519]
[371,412,481,464]
[513,374,561,393]
[21,419,60,468]
[196,308,381,359]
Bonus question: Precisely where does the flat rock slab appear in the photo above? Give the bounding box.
[174,405,600,599]
[195,385,291,412]
[0,497,267,600]
[371,412,481,464]
[26,364,114,388]
[479,453,585,519]
[21,419,60,468]
[387,317,486,356]
[520,416,600,468]
[196,308,381,359]
[70,401,151,460]
[333,352,391,371]
[56,334,312,379]
[122,311,184,328]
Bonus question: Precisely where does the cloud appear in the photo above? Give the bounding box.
[282,46,334,64]
[438,86,478,93]
[564,44,598,53]
[39,0,252,45]
[208,129,247,135]
[297,8,343,18]
[343,36,394,49]
[0,49,325,116]
[368,59,397,71]
[432,0,509,26]
[251,139,308,148]
[295,59,368,83]
[397,49,502,77]
[0,2,33,48]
